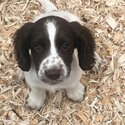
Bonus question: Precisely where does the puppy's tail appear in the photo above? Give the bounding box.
[38,0,57,12]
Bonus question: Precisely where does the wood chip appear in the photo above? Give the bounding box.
[106,15,117,29]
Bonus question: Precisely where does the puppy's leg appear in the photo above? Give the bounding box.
[27,87,46,110]
[66,82,86,102]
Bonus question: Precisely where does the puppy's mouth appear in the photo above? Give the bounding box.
[38,70,71,85]
[41,78,63,85]
[39,73,66,85]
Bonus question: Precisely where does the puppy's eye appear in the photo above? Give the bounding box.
[62,42,70,50]
[34,42,43,52]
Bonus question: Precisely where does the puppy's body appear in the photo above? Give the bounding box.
[34,11,82,23]
[14,0,97,109]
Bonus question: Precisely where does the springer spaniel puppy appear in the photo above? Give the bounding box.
[14,0,97,110]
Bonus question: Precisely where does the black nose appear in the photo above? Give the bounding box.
[45,69,61,80]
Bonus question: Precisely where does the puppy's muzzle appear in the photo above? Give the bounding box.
[45,69,62,80]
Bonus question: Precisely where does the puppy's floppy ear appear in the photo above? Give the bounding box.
[70,22,95,70]
[13,22,33,71]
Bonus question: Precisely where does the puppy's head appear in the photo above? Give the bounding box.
[14,16,95,84]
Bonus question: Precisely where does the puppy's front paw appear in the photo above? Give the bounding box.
[26,91,46,110]
[66,83,86,102]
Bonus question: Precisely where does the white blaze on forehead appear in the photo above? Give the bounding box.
[38,21,68,77]
[46,21,57,55]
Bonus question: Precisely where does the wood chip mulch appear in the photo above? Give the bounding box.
[0,0,125,124]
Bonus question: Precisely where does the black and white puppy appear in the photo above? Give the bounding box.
[14,0,96,109]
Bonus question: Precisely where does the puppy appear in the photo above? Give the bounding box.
[14,0,96,110]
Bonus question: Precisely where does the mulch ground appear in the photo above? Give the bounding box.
[0,0,125,124]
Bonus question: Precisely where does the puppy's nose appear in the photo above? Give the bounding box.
[45,69,61,80]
